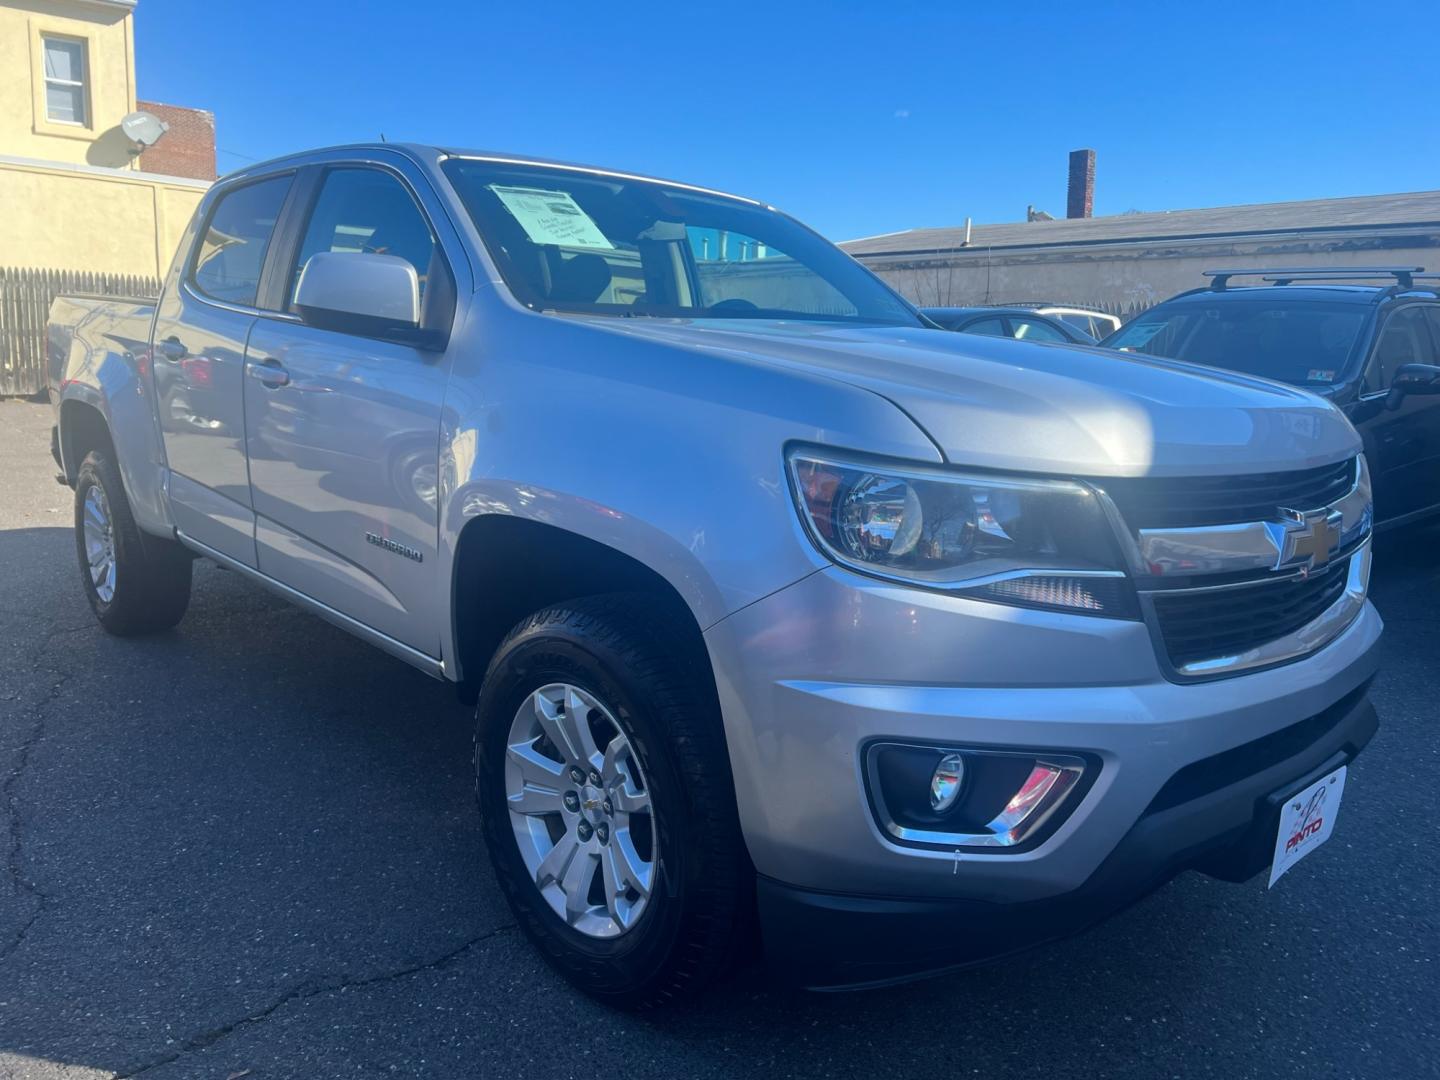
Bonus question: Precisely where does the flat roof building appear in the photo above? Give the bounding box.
[842,189,1440,317]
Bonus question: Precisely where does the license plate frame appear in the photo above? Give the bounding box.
[1268,765,1347,888]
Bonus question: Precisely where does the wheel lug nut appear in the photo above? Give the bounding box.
[602,799,612,815]
[577,821,593,842]
[563,791,580,812]
[588,769,603,786]
[596,823,609,844]
[569,767,586,784]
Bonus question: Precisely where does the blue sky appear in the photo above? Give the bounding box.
[134,0,1437,241]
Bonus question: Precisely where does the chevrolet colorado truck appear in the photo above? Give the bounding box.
[47,144,1381,1006]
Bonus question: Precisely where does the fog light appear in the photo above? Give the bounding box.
[866,742,1091,852]
[929,753,966,811]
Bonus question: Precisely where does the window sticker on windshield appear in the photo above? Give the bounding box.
[1117,322,1166,350]
[1307,368,1337,382]
[487,185,614,250]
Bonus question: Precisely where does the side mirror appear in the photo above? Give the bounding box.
[1385,362,1440,410]
[294,251,421,339]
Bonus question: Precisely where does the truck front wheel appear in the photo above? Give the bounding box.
[74,450,192,636]
[473,595,751,1008]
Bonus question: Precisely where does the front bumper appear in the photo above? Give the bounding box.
[758,684,1375,989]
[702,566,1383,984]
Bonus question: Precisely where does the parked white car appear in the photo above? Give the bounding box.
[1007,302,1122,339]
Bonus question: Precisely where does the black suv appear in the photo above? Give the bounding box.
[1103,267,1440,528]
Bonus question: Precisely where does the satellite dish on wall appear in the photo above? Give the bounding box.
[121,110,169,148]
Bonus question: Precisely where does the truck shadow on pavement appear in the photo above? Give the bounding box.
[0,522,1434,1080]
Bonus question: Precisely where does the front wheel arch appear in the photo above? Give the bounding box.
[450,515,717,707]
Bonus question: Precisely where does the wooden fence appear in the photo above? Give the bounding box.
[0,267,161,396]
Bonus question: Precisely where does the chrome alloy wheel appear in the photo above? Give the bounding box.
[505,683,657,939]
[82,484,117,604]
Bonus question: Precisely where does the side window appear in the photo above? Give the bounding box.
[291,168,437,305]
[191,176,293,307]
[1426,309,1440,365]
[1010,317,1068,343]
[961,317,1008,337]
[1367,307,1431,392]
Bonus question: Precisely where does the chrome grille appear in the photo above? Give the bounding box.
[1091,454,1370,679]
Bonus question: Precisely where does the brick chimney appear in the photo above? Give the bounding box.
[1067,148,1095,219]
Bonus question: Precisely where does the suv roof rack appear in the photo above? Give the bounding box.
[1203,266,1424,291]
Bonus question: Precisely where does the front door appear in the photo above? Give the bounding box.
[243,165,453,654]
[152,173,294,566]
[1355,304,1440,524]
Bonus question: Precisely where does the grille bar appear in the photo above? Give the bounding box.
[1100,458,1355,530]
[1150,556,1352,669]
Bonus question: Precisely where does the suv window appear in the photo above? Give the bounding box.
[291,168,437,305]
[1367,306,1438,392]
[191,175,293,307]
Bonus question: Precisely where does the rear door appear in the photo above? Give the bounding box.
[242,162,457,654]
[152,173,295,566]
[1356,304,1440,523]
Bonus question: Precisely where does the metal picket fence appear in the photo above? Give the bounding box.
[0,267,161,396]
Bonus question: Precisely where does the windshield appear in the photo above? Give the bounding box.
[441,158,921,326]
[1106,299,1367,386]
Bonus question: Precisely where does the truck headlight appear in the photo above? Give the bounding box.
[788,450,1135,617]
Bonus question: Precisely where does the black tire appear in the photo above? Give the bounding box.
[474,594,751,1008]
[74,450,192,636]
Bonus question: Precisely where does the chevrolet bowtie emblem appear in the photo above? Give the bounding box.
[1265,508,1342,576]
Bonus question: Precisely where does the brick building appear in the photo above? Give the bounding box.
[137,99,216,180]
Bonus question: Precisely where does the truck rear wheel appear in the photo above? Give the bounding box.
[473,595,750,1008]
[74,450,192,636]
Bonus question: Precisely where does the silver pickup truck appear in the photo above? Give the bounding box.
[47,144,1381,1006]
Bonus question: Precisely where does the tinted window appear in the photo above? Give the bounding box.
[1010,317,1068,343]
[1416,308,1440,360]
[961,317,1008,337]
[1367,307,1436,391]
[191,176,292,307]
[441,158,918,326]
[292,168,437,304]
[1106,300,1366,386]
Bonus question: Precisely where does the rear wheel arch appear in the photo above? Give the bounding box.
[450,515,717,709]
[59,399,114,485]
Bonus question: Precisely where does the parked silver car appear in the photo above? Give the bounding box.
[47,144,1380,1004]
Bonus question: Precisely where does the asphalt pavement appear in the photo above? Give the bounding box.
[0,398,1436,1080]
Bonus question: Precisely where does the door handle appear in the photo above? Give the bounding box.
[157,336,186,362]
[246,358,291,388]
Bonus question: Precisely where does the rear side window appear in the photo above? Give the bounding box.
[191,176,293,307]
[961,317,1008,337]
[1010,317,1068,343]
[290,168,437,305]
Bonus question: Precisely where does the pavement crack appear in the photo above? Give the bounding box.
[111,923,516,1078]
[0,622,86,964]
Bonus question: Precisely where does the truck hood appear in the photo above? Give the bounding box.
[571,317,1360,477]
